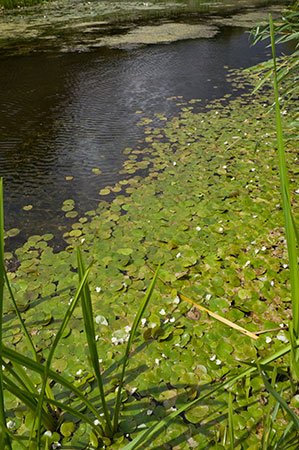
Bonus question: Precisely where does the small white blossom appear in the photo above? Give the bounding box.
[231,177,235,180]
[95,335,99,341]
[95,315,108,326]
[222,165,227,169]
[164,318,169,324]
[68,297,73,305]
[261,246,266,251]
[173,296,180,304]
[94,419,101,426]
[98,359,102,363]
[277,333,288,343]
[141,318,146,326]
[147,409,153,415]
[206,294,211,301]
[270,281,274,286]
[81,238,85,243]
[243,260,251,268]
[150,323,157,328]
[138,423,147,429]
[159,309,166,315]
[162,353,167,359]
[254,249,259,255]
[266,336,272,344]
[170,317,175,323]
[280,324,284,328]
[216,359,222,365]
[210,355,216,361]
[155,358,160,366]
[52,444,61,449]
[295,189,299,194]
[7,421,15,429]
[252,215,258,218]
[124,326,131,333]
[131,387,137,393]
[173,162,177,166]
[76,369,82,376]
[218,227,223,233]
[224,141,228,145]
[176,252,181,258]
[111,337,118,345]
[196,226,201,231]
[95,286,101,293]
[283,264,288,268]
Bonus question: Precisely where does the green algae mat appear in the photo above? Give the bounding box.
[2,68,299,448]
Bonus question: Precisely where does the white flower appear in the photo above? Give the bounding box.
[98,358,102,363]
[196,226,201,231]
[94,419,101,426]
[215,111,218,115]
[81,238,85,243]
[218,227,223,233]
[141,318,146,326]
[124,326,132,333]
[251,240,256,244]
[111,337,118,345]
[159,309,166,315]
[280,323,284,328]
[155,358,160,366]
[150,323,157,328]
[173,162,177,166]
[95,315,108,326]
[266,336,272,344]
[254,249,259,254]
[206,294,211,301]
[68,297,73,305]
[170,407,177,411]
[164,318,169,324]
[277,333,288,343]
[210,355,216,361]
[295,189,299,194]
[231,177,235,180]
[261,246,266,251]
[95,335,99,341]
[224,141,228,145]
[170,317,175,323]
[52,444,61,449]
[252,215,258,218]
[250,168,255,172]
[138,423,147,429]
[76,369,82,376]
[243,260,251,268]
[176,252,181,258]
[162,353,167,359]
[222,165,227,169]
[283,264,288,269]
[281,110,287,115]
[131,387,137,393]
[95,286,101,293]
[7,421,15,429]
[147,409,153,415]
[216,359,222,365]
[270,281,274,286]
[173,296,180,304]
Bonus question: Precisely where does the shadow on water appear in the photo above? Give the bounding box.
[0,25,288,251]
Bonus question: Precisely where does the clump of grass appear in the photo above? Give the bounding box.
[0,177,159,448]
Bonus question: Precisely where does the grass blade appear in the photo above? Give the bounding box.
[0,178,12,450]
[260,369,299,431]
[228,391,234,450]
[112,266,160,433]
[77,248,113,435]
[35,265,92,447]
[269,13,299,374]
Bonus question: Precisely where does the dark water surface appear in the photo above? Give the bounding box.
[0,26,286,249]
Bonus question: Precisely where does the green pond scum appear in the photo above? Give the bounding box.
[1,49,299,448]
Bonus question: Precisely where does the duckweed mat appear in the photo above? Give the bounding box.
[3,68,299,448]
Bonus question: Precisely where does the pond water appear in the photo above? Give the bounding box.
[0,24,288,250]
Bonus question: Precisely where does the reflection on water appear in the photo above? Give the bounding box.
[0,27,281,248]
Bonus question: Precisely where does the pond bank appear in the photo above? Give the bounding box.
[0,0,285,56]
[3,66,298,447]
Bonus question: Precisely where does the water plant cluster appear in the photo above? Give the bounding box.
[1,12,299,450]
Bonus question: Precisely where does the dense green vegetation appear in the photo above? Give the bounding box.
[0,9,299,450]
